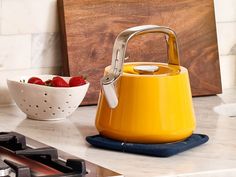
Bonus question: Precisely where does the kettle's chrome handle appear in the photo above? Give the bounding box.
[101,25,180,108]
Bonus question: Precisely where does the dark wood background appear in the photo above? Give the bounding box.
[58,0,222,105]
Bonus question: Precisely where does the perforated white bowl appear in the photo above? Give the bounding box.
[7,75,89,121]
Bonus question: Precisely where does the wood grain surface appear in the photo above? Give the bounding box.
[58,0,222,105]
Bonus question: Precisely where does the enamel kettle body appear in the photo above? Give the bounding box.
[95,25,196,143]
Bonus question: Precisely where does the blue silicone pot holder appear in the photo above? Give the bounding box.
[86,134,209,157]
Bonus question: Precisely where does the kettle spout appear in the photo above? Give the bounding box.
[101,73,118,109]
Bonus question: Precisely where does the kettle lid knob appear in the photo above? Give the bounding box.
[133,65,159,74]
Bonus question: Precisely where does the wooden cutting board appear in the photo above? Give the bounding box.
[58,0,222,105]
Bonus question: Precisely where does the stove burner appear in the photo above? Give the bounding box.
[0,132,118,177]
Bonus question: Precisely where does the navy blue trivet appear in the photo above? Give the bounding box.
[86,134,209,157]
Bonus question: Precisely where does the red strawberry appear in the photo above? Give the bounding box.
[45,79,53,86]
[28,77,45,85]
[51,76,69,87]
[69,76,86,87]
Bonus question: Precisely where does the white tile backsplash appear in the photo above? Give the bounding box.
[0,67,61,105]
[214,0,236,23]
[0,35,31,70]
[31,33,62,68]
[216,22,236,55]
[1,0,58,35]
[214,0,236,89]
[219,55,236,89]
[0,0,62,105]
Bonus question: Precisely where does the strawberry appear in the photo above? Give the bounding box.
[51,76,69,87]
[45,79,53,86]
[69,76,86,87]
[28,77,45,85]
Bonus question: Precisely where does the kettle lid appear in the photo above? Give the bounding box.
[123,62,180,76]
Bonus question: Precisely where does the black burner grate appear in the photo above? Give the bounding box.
[0,132,86,177]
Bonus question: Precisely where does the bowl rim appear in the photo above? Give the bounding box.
[7,74,90,90]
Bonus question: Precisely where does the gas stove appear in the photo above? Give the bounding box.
[0,132,123,177]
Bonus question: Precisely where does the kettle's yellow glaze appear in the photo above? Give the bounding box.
[96,62,196,143]
[95,25,196,143]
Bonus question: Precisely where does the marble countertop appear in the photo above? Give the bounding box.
[1,88,236,177]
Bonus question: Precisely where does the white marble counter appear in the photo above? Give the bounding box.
[1,88,236,177]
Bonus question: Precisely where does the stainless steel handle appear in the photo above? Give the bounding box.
[101,25,180,108]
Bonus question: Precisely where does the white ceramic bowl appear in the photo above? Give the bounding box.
[7,75,89,121]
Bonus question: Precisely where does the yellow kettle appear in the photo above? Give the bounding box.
[95,25,196,143]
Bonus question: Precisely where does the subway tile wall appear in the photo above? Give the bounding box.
[0,0,61,105]
[0,0,235,105]
[214,0,236,89]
